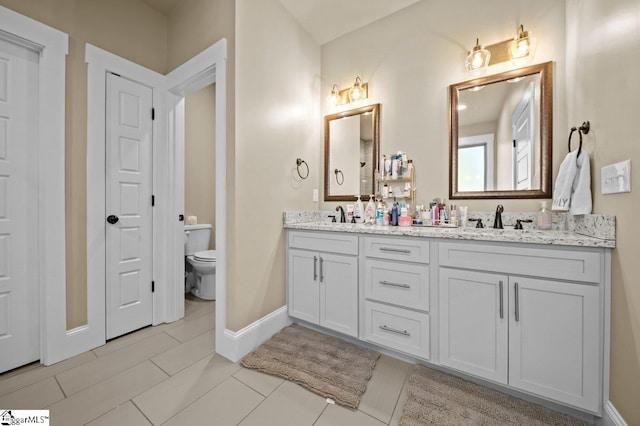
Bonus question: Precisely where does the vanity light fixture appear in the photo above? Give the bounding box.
[327,77,369,107]
[328,84,341,107]
[509,24,537,67]
[465,38,491,76]
[349,76,365,102]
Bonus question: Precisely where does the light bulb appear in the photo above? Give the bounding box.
[328,84,340,106]
[465,38,491,76]
[349,77,364,102]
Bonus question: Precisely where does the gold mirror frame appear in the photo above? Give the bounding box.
[324,104,380,202]
[449,61,553,199]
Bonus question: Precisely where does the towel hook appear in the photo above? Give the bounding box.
[334,169,344,185]
[295,158,309,179]
[568,121,590,158]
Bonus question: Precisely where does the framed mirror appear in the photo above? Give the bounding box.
[449,61,552,199]
[324,104,380,202]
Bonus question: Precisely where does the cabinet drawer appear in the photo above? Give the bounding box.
[365,259,429,311]
[439,242,601,283]
[364,301,429,359]
[365,236,429,263]
[288,230,358,255]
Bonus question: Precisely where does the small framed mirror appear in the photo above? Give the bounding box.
[324,104,380,202]
[449,61,552,199]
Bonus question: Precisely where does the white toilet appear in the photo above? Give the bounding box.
[184,224,216,300]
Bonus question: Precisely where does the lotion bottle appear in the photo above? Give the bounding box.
[365,195,376,223]
[537,201,552,230]
[354,195,364,223]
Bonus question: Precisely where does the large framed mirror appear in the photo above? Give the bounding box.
[324,103,380,202]
[449,61,552,199]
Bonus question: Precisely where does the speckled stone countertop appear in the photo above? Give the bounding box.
[283,211,616,249]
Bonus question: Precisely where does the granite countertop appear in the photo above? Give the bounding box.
[283,211,616,249]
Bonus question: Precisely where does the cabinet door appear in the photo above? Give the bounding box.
[509,277,600,412]
[319,253,358,337]
[439,268,508,384]
[288,249,319,324]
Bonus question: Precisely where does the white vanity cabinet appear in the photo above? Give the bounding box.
[362,236,431,359]
[287,231,359,337]
[438,241,604,413]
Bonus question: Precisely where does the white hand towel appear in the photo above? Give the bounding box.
[569,151,592,215]
[552,150,578,211]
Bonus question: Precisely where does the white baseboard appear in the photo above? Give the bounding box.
[217,306,292,362]
[601,401,627,426]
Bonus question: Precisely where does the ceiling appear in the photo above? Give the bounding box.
[278,0,422,45]
[140,0,422,45]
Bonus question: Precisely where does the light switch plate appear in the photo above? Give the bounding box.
[601,160,631,194]
[313,188,319,202]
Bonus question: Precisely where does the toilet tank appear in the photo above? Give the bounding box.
[184,224,212,255]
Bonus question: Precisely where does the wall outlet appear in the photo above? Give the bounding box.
[313,189,319,202]
[601,160,631,194]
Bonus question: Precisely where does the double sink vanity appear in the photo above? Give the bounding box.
[284,211,614,416]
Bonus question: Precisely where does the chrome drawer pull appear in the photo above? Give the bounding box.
[379,325,410,336]
[499,280,504,319]
[379,280,410,289]
[313,256,318,281]
[379,247,411,254]
[514,282,520,322]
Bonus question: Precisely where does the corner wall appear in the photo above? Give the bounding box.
[566,1,640,423]
[232,0,321,330]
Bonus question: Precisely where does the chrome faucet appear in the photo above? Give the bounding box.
[336,205,346,223]
[493,205,504,229]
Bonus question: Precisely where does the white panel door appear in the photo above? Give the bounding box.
[509,277,601,412]
[106,74,153,340]
[320,253,358,337]
[512,84,534,190]
[439,268,509,384]
[0,38,39,372]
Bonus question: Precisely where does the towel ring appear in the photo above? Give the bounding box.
[568,121,590,158]
[334,169,344,185]
[296,158,309,179]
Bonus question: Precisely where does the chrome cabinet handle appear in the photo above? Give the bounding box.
[514,282,520,322]
[379,247,411,254]
[319,257,324,282]
[379,325,410,336]
[313,256,318,281]
[380,280,410,289]
[499,280,504,319]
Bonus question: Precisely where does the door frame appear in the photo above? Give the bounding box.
[165,39,229,357]
[86,44,167,350]
[0,6,69,365]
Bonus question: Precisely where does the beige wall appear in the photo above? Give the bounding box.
[0,0,168,329]
[566,0,640,422]
[232,0,321,330]
[320,0,567,213]
[185,84,216,249]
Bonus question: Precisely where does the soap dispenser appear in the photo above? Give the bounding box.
[537,201,552,230]
[365,195,376,223]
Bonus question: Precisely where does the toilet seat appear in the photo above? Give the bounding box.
[194,250,216,262]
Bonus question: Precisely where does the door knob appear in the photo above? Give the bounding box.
[106,215,119,224]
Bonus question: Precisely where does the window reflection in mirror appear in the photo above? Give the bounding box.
[449,62,552,199]
[324,104,379,202]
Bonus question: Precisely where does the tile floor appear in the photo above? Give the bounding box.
[0,296,412,426]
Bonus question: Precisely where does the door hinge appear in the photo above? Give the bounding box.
[152,195,155,206]
[152,281,155,293]
[151,108,155,121]
[513,139,517,148]
[179,214,184,222]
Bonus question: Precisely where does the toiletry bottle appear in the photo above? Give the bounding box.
[401,152,408,177]
[383,206,390,226]
[382,183,389,199]
[354,195,364,223]
[391,198,399,226]
[407,159,414,177]
[385,156,392,178]
[376,200,384,225]
[391,156,399,179]
[537,201,552,230]
[365,195,376,223]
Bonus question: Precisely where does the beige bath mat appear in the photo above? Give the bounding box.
[400,365,588,426]
[241,324,379,409]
